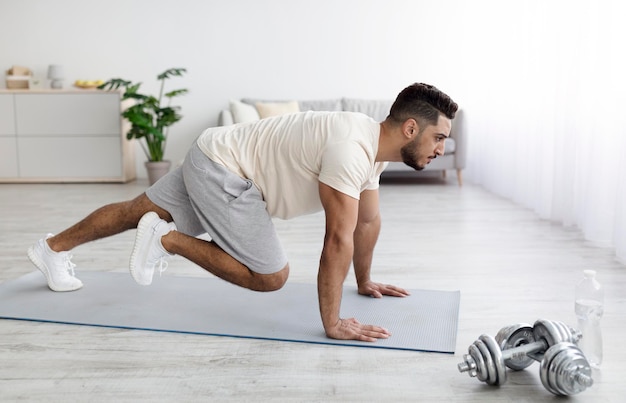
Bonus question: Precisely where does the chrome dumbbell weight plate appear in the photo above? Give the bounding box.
[480,334,507,386]
[458,334,507,385]
[555,348,593,395]
[458,344,487,382]
[495,323,535,371]
[528,319,565,361]
[475,338,496,384]
[457,338,492,383]
[541,343,571,395]
[540,342,593,396]
[554,321,582,345]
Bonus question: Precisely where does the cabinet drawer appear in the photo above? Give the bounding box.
[15,93,121,136]
[18,137,123,178]
[0,137,18,177]
[0,94,15,135]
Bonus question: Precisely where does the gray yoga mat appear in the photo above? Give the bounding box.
[0,271,460,353]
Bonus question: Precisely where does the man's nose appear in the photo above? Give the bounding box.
[436,142,445,156]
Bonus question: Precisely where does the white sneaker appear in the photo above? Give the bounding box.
[27,234,84,292]
[129,212,176,286]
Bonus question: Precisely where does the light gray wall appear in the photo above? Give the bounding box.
[0,0,467,176]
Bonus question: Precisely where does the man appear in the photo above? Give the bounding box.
[28,83,458,342]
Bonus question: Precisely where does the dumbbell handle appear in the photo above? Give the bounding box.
[500,339,548,362]
[458,338,550,375]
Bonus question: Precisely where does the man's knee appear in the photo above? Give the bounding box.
[128,193,173,223]
[253,263,289,292]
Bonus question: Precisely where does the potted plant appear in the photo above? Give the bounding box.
[98,68,188,185]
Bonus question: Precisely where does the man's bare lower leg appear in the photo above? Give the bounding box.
[47,194,171,252]
[161,231,289,292]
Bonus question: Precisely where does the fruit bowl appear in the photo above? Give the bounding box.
[74,80,104,89]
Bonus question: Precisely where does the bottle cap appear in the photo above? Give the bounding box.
[583,269,596,277]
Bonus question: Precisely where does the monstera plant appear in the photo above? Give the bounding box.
[98,68,188,184]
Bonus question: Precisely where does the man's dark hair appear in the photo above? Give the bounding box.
[387,83,458,128]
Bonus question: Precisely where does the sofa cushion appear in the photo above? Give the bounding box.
[243,98,342,113]
[229,100,260,124]
[342,98,393,121]
[255,101,300,119]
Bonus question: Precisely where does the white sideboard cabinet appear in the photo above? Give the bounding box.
[0,90,135,183]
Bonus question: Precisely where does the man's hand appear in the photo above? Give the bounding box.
[358,280,410,298]
[325,317,391,342]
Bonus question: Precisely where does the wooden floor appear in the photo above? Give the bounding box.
[1,177,624,402]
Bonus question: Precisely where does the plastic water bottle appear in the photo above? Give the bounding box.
[574,269,604,368]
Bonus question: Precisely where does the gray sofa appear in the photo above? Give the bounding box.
[218,98,466,185]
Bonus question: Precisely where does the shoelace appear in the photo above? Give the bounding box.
[157,258,169,277]
[62,253,77,277]
[148,256,169,277]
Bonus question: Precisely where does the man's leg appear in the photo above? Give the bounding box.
[161,231,289,292]
[127,209,289,291]
[46,193,170,252]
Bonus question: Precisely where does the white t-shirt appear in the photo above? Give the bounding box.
[197,111,387,219]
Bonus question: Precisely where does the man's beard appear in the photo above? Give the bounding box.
[400,138,425,171]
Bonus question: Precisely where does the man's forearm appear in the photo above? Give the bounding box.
[352,215,380,286]
[317,236,353,332]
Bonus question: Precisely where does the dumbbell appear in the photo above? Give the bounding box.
[494,319,581,370]
[458,319,580,384]
[457,319,593,395]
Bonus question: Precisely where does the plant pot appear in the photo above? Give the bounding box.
[145,160,172,185]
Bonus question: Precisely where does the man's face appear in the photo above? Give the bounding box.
[400,115,452,171]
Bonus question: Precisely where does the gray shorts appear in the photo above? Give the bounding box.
[145,143,287,274]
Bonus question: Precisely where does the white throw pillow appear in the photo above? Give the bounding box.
[255,101,300,119]
[230,100,260,124]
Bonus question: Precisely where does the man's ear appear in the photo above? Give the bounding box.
[402,118,419,139]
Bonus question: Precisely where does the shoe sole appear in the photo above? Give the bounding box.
[27,246,83,292]
[129,212,159,286]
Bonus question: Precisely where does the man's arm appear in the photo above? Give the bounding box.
[353,188,410,298]
[317,182,390,342]
[353,189,381,287]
